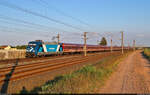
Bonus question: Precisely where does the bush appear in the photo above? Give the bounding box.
[144,48,150,59]
[40,65,104,94]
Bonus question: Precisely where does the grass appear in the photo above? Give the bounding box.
[143,48,150,60]
[20,51,131,94]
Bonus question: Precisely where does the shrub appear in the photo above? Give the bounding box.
[144,48,150,59]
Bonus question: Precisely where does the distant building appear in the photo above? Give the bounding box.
[0,45,12,50]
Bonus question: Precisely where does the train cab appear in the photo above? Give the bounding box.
[26,40,63,57]
[26,40,43,57]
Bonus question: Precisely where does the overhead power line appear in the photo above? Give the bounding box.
[0,19,51,32]
[36,0,91,27]
[0,25,46,34]
[0,1,85,31]
[0,25,55,38]
[0,14,69,33]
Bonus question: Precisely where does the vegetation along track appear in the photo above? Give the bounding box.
[0,52,114,84]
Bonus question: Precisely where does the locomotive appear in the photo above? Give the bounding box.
[26,40,129,57]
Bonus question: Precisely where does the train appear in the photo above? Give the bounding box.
[26,40,130,57]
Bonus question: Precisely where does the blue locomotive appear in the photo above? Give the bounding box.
[26,40,63,57]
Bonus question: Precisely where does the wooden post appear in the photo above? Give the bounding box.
[121,31,124,54]
[57,33,60,44]
[111,38,113,53]
[84,32,87,56]
[133,40,136,51]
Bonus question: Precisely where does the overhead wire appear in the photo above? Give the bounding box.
[0,1,98,45]
[0,25,55,38]
[0,14,70,33]
[0,1,130,46]
[35,0,91,27]
[0,19,51,32]
[0,1,85,32]
[0,26,56,45]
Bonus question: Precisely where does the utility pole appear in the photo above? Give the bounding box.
[84,32,87,56]
[133,40,136,51]
[111,38,113,53]
[128,43,130,50]
[56,33,60,44]
[121,31,124,54]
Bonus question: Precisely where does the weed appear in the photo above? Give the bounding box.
[143,48,150,59]
[22,51,131,94]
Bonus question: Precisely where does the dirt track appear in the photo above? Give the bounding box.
[99,50,150,93]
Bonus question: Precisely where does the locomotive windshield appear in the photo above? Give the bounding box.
[28,43,36,47]
[26,42,38,52]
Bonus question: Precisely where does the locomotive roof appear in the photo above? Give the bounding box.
[44,42,57,45]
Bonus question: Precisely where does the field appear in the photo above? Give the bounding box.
[0,50,26,60]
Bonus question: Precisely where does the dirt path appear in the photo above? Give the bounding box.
[99,50,150,93]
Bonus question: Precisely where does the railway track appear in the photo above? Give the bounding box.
[0,56,87,75]
[0,54,79,65]
[0,52,112,84]
[0,55,82,69]
[0,52,105,67]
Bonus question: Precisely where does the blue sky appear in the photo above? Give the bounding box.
[0,0,149,46]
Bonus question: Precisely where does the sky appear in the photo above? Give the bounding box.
[0,0,149,46]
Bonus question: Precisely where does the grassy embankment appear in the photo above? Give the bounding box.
[143,48,150,60]
[21,51,131,94]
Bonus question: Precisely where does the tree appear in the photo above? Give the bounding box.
[99,37,107,46]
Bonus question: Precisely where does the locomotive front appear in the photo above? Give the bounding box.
[26,41,42,57]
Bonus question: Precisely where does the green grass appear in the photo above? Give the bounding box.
[20,52,131,94]
[143,48,150,59]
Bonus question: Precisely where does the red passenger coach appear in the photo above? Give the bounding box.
[86,45,105,52]
[62,43,110,53]
[62,43,129,53]
[62,43,84,53]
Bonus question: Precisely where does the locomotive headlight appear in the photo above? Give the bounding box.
[26,48,30,52]
[26,47,35,52]
[26,49,29,52]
